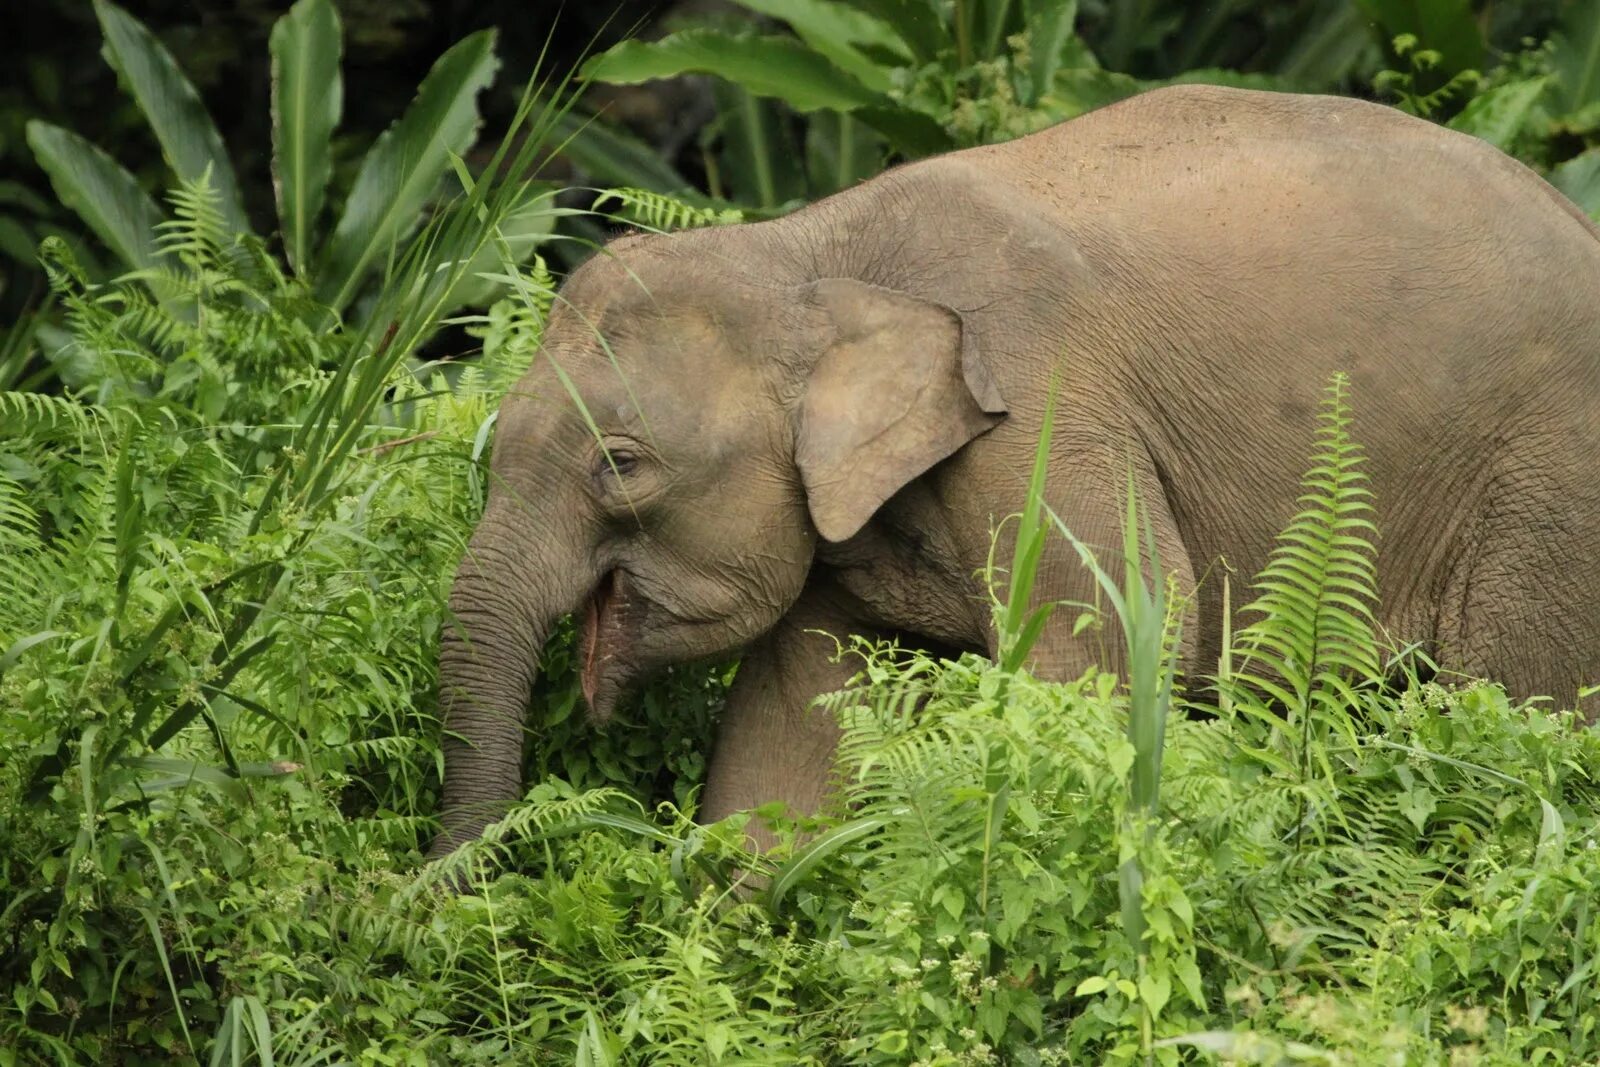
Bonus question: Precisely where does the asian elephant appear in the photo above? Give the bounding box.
[428,84,1600,858]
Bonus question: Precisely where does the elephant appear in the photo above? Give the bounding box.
[428,84,1600,858]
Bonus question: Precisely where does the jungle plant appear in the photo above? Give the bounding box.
[1368,0,1600,216]
[24,0,551,330]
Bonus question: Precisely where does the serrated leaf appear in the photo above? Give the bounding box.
[583,31,881,113]
[730,0,911,93]
[315,29,499,312]
[26,122,164,272]
[270,0,343,276]
[93,0,248,236]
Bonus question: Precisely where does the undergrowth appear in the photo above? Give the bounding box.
[2,172,1598,1067]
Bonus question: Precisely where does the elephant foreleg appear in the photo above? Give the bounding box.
[699,589,867,847]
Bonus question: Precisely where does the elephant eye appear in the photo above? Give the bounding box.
[597,449,639,480]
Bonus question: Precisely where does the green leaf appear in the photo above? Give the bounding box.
[315,29,499,312]
[25,122,165,272]
[1074,975,1109,996]
[1550,0,1600,116]
[1550,148,1600,220]
[270,0,343,277]
[1138,971,1172,1019]
[1023,0,1081,106]
[766,814,890,915]
[849,0,951,63]
[1447,77,1549,149]
[583,30,882,113]
[93,0,248,236]
[853,104,957,155]
[730,0,913,92]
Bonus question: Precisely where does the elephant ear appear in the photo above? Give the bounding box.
[796,278,1007,542]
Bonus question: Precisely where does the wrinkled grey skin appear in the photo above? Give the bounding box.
[429,85,1600,857]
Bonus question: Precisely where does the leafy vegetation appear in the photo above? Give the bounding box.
[20,0,550,384]
[5,1,1600,1063]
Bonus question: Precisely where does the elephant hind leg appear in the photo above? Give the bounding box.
[1435,499,1600,720]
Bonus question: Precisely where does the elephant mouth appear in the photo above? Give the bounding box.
[580,569,632,722]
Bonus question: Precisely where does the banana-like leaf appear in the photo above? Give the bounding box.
[583,30,882,113]
[1023,0,1082,105]
[92,0,248,237]
[854,104,955,155]
[270,0,343,277]
[315,29,499,313]
[1549,0,1600,116]
[729,0,912,93]
[25,122,164,272]
[849,0,950,63]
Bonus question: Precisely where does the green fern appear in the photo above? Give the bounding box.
[0,390,112,444]
[591,187,744,232]
[1227,373,1381,705]
[465,255,556,400]
[1224,371,1381,775]
[155,166,233,275]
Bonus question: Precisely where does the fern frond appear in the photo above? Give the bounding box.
[0,390,114,444]
[156,166,233,274]
[1226,373,1381,737]
[591,188,743,232]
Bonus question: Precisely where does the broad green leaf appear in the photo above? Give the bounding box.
[583,31,882,113]
[93,0,248,236]
[849,0,951,63]
[854,103,956,155]
[270,0,343,277]
[1447,76,1549,149]
[315,29,499,312]
[730,0,912,92]
[766,814,891,915]
[553,109,695,192]
[1354,0,1484,79]
[25,122,164,272]
[1023,0,1082,105]
[1550,0,1600,116]
[1550,147,1600,220]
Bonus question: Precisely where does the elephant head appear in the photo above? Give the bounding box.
[429,227,1006,856]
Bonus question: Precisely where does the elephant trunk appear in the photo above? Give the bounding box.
[428,538,552,859]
